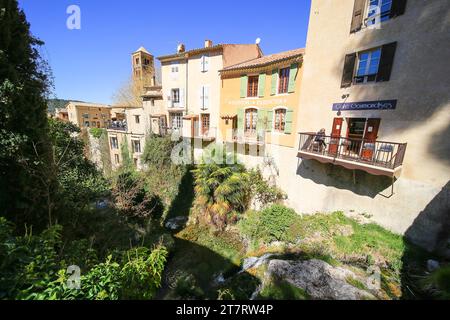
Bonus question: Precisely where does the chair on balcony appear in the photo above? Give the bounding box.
[374,144,395,167]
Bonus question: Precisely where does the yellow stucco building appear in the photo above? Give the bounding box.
[218,48,304,151]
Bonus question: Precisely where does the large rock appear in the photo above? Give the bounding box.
[267,259,376,300]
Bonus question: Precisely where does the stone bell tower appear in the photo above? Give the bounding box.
[132,47,156,93]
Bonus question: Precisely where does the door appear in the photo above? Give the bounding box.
[362,118,380,161]
[329,118,343,155]
[201,114,210,136]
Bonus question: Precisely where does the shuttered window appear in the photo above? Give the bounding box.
[278,68,290,94]
[201,114,210,135]
[274,109,286,132]
[245,108,258,133]
[341,42,396,87]
[355,48,381,83]
[366,0,393,26]
[247,76,259,97]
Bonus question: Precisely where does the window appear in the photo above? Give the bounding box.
[355,48,381,84]
[135,57,140,65]
[84,121,90,127]
[132,140,141,153]
[171,113,183,129]
[200,86,209,109]
[247,76,259,98]
[151,99,155,107]
[278,68,290,94]
[201,114,210,135]
[274,109,286,132]
[245,108,258,133]
[348,118,367,136]
[135,115,140,124]
[82,113,89,119]
[366,0,393,26]
[171,63,179,73]
[171,89,180,103]
[201,55,209,72]
[110,137,119,149]
[114,154,120,164]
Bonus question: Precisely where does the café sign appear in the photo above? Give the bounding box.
[332,100,397,111]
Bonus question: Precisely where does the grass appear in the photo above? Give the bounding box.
[258,278,309,300]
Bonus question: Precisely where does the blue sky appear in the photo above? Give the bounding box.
[18,0,312,104]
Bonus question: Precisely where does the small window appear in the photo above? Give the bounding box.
[278,68,290,94]
[247,76,259,98]
[135,115,140,124]
[82,113,89,119]
[355,48,381,84]
[245,108,258,133]
[110,137,119,149]
[366,0,393,26]
[136,57,140,65]
[114,154,120,164]
[132,140,141,153]
[171,113,183,129]
[171,89,180,103]
[201,114,210,135]
[84,121,90,127]
[151,99,155,107]
[201,55,209,72]
[274,109,287,132]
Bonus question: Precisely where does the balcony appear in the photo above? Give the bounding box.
[107,121,128,132]
[232,129,265,146]
[195,127,217,142]
[297,133,407,178]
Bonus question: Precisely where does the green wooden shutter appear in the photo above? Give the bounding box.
[266,110,273,132]
[258,73,266,97]
[240,75,248,98]
[288,63,298,93]
[271,69,278,95]
[284,109,294,134]
[237,108,244,131]
[257,109,267,133]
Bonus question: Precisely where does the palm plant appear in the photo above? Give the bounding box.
[192,162,250,230]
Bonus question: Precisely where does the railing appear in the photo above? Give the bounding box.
[298,133,407,170]
[196,127,217,141]
[108,122,127,131]
[232,129,265,145]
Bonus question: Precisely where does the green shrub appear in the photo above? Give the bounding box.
[239,205,300,245]
[248,169,286,208]
[89,128,106,139]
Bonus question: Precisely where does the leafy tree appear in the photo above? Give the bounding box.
[0,0,55,228]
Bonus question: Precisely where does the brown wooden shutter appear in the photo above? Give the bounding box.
[350,0,367,33]
[377,42,397,82]
[341,53,357,88]
[390,0,407,18]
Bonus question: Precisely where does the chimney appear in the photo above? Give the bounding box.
[204,40,213,48]
[177,43,185,53]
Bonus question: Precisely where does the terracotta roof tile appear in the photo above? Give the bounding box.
[221,48,305,72]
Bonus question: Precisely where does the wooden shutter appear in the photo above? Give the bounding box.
[204,86,210,109]
[199,86,204,108]
[240,75,248,98]
[288,63,298,93]
[180,88,185,108]
[284,109,294,134]
[377,42,397,82]
[271,69,278,95]
[390,0,407,18]
[341,53,357,88]
[266,110,273,132]
[257,109,267,133]
[350,0,366,33]
[258,73,266,97]
[237,108,244,131]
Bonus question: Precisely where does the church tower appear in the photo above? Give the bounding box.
[132,47,156,93]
